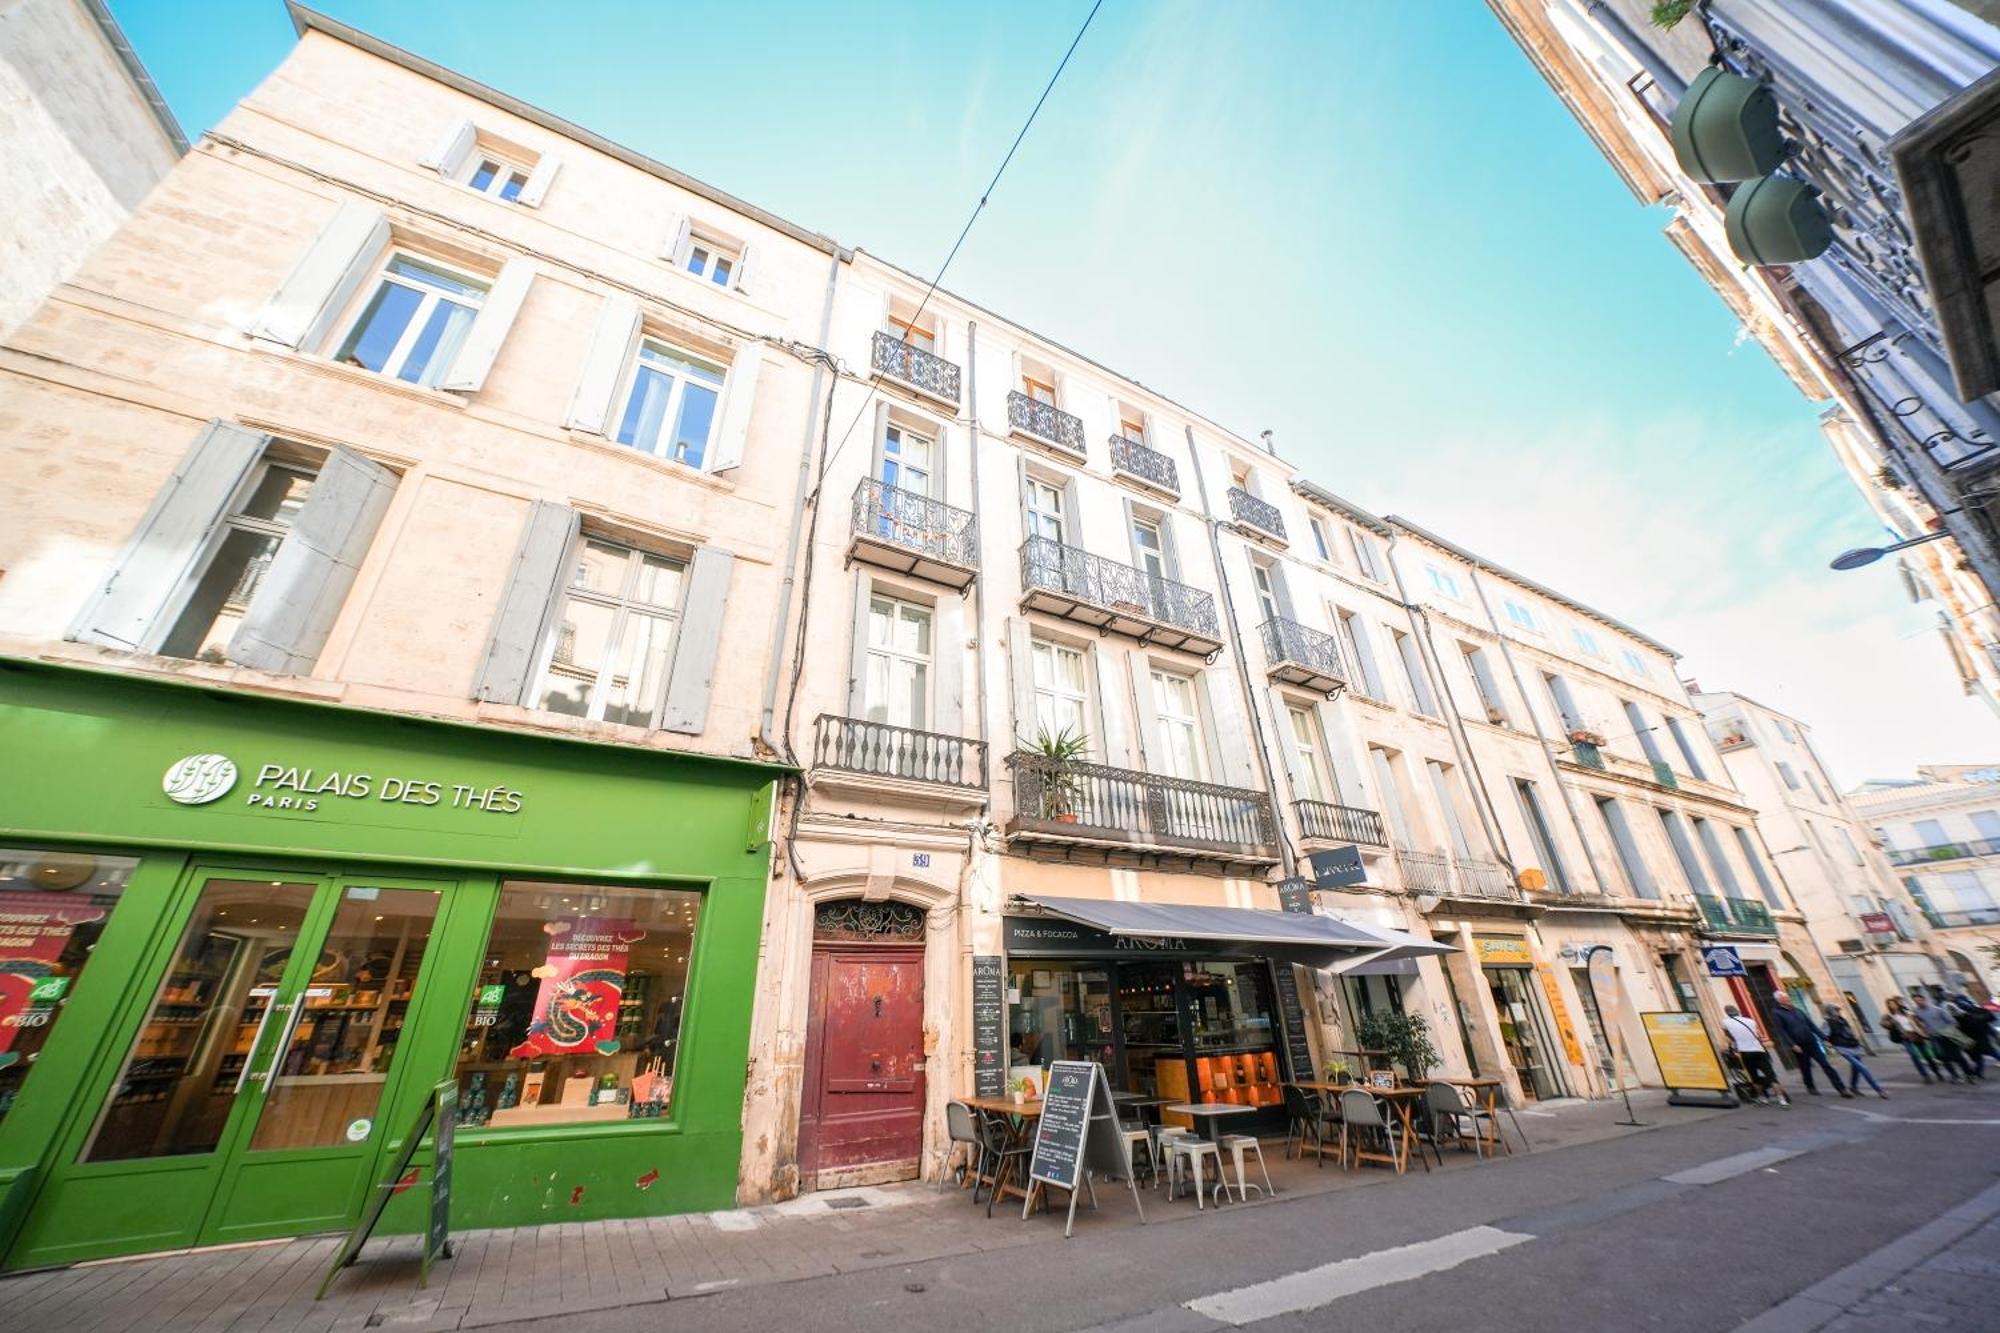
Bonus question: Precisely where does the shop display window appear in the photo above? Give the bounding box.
[455,880,699,1128]
[0,849,137,1129]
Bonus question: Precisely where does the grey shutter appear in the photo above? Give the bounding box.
[1007,616,1036,746]
[1203,670,1255,788]
[658,545,734,734]
[70,421,267,651]
[419,116,476,174]
[566,293,640,434]
[706,342,763,472]
[847,576,874,717]
[516,153,561,208]
[1128,651,1160,769]
[934,594,966,739]
[1312,697,1350,802]
[437,257,534,393]
[659,213,689,263]
[227,446,396,674]
[1269,687,1307,797]
[472,501,578,702]
[249,201,388,349]
[1268,560,1298,621]
[1122,497,1145,571]
[1093,644,1133,767]
[732,242,755,294]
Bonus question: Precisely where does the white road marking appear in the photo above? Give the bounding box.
[1184,1225,1534,1325]
[1824,1104,2000,1127]
[1663,1146,1804,1184]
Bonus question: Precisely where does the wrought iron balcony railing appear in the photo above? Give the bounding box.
[1394,848,1522,902]
[1694,894,1777,936]
[1007,391,1087,459]
[814,715,987,790]
[1227,487,1286,542]
[1018,535,1222,652]
[1649,759,1680,790]
[1006,751,1279,858]
[1296,800,1388,848]
[871,330,961,405]
[1923,906,2000,929]
[1570,742,1606,771]
[849,478,979,588]
[1260,616,1347,693]
[1888,837,2000,867]
[1109,434,1178,496]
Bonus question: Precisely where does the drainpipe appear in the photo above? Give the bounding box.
[1184,426,1295,879]
[758,246,845,761]
[964,320,988,765]
[1584,0,1689,100]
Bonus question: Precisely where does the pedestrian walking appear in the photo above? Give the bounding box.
[1768,990,1851,1097]
[1719,1004,1787,1105]
[1914,991,1976,1082]
[1823,1005,1887,1098]
[1884,996,1943,1083]
[1951,994,1995,1077]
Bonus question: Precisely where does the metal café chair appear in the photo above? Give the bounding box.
[1420,1083,1481,1162]
[943,1101,984,1194]
[976,1110,1035,1217]
[1283,1084,1328,1165]
[1339,1088,1407,1174]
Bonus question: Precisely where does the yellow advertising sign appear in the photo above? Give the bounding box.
[1474,936,1534,967]
[1640,1011,1730,1092]
[1535,964,1586,1067]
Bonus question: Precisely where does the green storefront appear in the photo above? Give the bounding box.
[0,658,780,1270]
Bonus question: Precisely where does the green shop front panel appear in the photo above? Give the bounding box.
[0,659,780,1268]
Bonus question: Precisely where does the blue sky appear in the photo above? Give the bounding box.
[110,0,2000,783]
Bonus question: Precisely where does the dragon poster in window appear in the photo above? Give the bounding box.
[507,917,647,1059]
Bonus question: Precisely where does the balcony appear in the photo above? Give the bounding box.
[1018,536,1223,655]
[1260,616,1347,695]
[871,330,961,407]
[1228,487,1286,545]
[1649,759,1680,791]
[848,478,979,590]
[1109,434,1178,498]
[1888,837,2000,867]
[1004,751,1279,865]
[1924,906,2000,928]
[812,715,987,806]
[1296,800,1388,848]
[1007,391,1087,462]
[1395,849,1525,904]
[1694,893,1778,937]
[1570,742,1607,771]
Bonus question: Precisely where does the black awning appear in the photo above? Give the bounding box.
[1012,894,1381,966]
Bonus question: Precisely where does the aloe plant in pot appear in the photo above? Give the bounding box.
[1027,725,1091,822]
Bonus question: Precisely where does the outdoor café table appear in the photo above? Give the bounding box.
[1160,1102,1257,1203]
[1416,1076,1505,1158]
[1297,1084,1430,1174]
[960,1095,1043,1206]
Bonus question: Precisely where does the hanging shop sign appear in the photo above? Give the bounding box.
[1306,846,1366,889]
[1534,963,1587,1068]
[1474,936,1535,968]
[1858,913,1897,936]
[1275,878,1315,914]
[162,752,525,817]
[1702,945,1746,978]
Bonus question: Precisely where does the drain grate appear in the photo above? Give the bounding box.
[824,1196,871,1210]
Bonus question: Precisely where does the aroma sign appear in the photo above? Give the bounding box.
[162,753,524,816]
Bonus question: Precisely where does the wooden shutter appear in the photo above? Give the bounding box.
[227,446,396,674]
[658,545,734,734]
[1268,559,1298,621]
[705,341,764,472]
[1092,644,1134,768]
[935,594,966,740]
[516,153,562,208]
[846,575,874,718]
[472,501,578,703]
[1203,670,1256,788]
[732,242,755,294]
[1007,616,1036,747]
[418,116,476,175]
[1128,651,1160,769]
[437,258,535,393]
[565,293,641,434]
[249,201,388,350]
[69,421,267,651]
[659,213,689,263]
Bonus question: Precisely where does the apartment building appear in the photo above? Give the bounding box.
[1852,764,2000,999]
[0,7,840,1267]
[1488,0,2000,719]
[1694,691,1947,1028]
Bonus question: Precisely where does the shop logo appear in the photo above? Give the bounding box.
[163,753,238,805]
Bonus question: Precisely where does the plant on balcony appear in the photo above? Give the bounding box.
[1354,1010,1441,1080]
[1567,727,1608,748]
[1484,706,1508,726]
[1028,725,1091,822]
[1649,1,1692,28]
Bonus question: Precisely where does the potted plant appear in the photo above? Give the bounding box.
[1567,726,1608,749]
[1354,1011,1442,1083]
[1011,1073,1034,1106]
[1323,1057,1352,1085]
[1027,725,1090,822]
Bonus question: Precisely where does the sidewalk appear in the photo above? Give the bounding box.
[0,1091,1723,1333]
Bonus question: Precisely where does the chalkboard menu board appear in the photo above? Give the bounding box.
[972,954,1005,1097]
[1024,1060,1145,1236]
[1271,962,1316,1082]
[317,1079,456,1299]
[425,1083,455,1285]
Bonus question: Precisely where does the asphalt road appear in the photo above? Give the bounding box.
[485,1081,2000,1332]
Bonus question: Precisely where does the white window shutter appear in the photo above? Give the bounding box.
[847,575,874,717]
[566,293,641,434]
[1203,670,1255,788]
[1128,651,1160,768]
[516,153,561,208]
[437,258,535,393]
[706,342,764,472]
[1269,687,1308,795]
[420,116,476,176]
[935,595,966,740]
[69,421,267,651]
[249,201,388,350]
[1092,645,1133,768]
[659,213,689,264]
[658,545,735,734]
[228,446,397,674]
[732,242,755,294]
[473,501,579,703]
[1008,617,1036,747]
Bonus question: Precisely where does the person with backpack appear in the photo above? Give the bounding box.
[1914,990,1977,1082]
[1884,995,1943,1084]
[1768,990,1851,1097]
[1951,993,1995,1076]
[1822,1004,1887,1098]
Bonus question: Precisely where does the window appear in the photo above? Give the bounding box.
[1132,514,1167,579]
[1665,716,1709,781]
[613,340,726,467]
[1425,760,1475,858]
[1513,780,1570,893]
[1972,810,2000,843]
[1022,372,1057,405]
[1026,477,1066,545]
[464,155,530,202]
[1544,673,1584,732]
[863,595,931,729]
[333,254,488,388]
[531,537,687,724]
[1287,703,1334,803]
[1348,529,1387,582]
[1117,407,1148,444]
[885,310,936,353]
[1462,645,1508,724]
[1425,565,1461,599]
[1621,647,1649,677]
[1308,516,1332,562]
[1623,700,1667,766]
[1030,639,1089,741]
[1773,718,1798,742]
[1369,747,1415,847]
[1150,669,1205,780]
[1337,608,1386,700]
[455,880,701,1127]
[1392,629,1439,717]
[1596,797,1657,898]
[1776,761,1801,791]
[1693,817,1745,898]
[1658,809,1712,896]
[684,233,740,287]
[1502,599,1539,632]
[880,421,934,495]
[1570,625,1606,659]
[1834,825,1865,866]
[1252,561,1282,623]
[158,460,316,663]
[1804,770,1827,803]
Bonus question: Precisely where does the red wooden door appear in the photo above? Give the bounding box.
[798,946,926,1186]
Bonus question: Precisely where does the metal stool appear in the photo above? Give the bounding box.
[1167,1137,1228,1209]
[1151,1126,1191,1190]
[1219,1133,1274,1200]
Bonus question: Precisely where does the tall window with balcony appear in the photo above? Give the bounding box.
[1513,779,1571,893]
[1666,716,1709,780]
[1658,810,1713,899]
[1370,747,1417,848]
[531,537,686,725]
[863,595,932,730]
[1337,609,1385,700]
[1462,645,1508,725]
[1349,530,1388,583]
[1149,670,1206,780]
[1252,561,1283,623]
[1286,704,1335,803]
[1692,817,1747,900]
[1392,629,1439,717]
[1596,797,1658,898]
[1424,760,1477,860]
[1026,477,1066,545]
[1734,827,1785,908]
[1030,639,1090,743]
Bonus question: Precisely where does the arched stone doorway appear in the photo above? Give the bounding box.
[796,898,929,1189]
[1947,949,1993,1003]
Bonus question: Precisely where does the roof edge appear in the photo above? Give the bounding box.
[1290,478,1393,536]
[80,0,188,155]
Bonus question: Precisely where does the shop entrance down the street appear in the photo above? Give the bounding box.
[1473,936,1569,1101]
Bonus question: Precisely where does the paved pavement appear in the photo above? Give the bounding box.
[3,1070,1998,1331]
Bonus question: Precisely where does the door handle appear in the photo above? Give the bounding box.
[251,998,308,1090]
[233,999,287,1095]
[871,1059,882,1073]
[873,996,883,1018]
